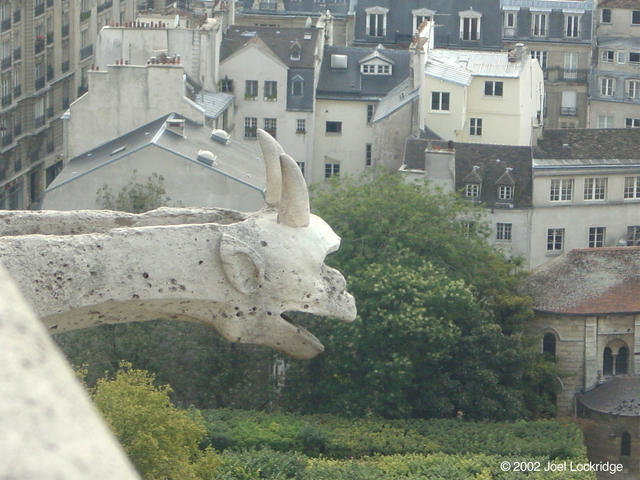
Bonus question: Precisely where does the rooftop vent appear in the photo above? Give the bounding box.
[331,54,348,69]
[197,149,217,166]
[166,118,185,137]
[211,129,230,145]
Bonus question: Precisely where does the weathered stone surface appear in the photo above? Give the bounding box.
[0,264,140,479]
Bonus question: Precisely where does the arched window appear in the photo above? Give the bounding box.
[291,76,304,97]
[616,347,629,375]
[603,347,613,376]
[543,333,556,359]
[621,431,631,457]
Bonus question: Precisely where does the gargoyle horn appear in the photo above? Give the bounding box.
[257,128,284,207]
[279,153,310,228]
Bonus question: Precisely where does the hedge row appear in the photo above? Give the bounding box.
[200,409,586,460]
[212,448,596,480]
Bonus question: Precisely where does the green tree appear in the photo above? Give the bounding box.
[96,171,169,213]
[281,173,550,419]
[92,362,220,479]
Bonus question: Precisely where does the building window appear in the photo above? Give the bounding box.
[532,13,547,37]
[484,81,503,96]
[630,52,640,64]
[245,80,258,100]
[465,183,480,198]
[624,176,640,198]
[626,118,640,128]
[547,228,564,252]
[367,104,375,123]
[628,226,640,246]
[431,91,450,111]
[469,117,482,136]
[324,162,340,178]
[542,333,556,359]
[633,10,640,25]
[365,7,388,37]
[621,432,631,457]
[584,177,607,200]
[598,115,614,128]
[602,50,614,63]
[617,347,629,374]
[290,43,301,61]
[264,81,277,101]
[365,143,372,166]
[550,179,573,201]
[603,347,613,375]
[600,77,615,96]
[531,50,547,70]
[244,117,257,137]
[296,118,306,133]
[601,8,611,23]
[414,14,431,32]
[496,222,512,241]
[459,12,481,40]
[504,11,516,35]
[296,161,305,176]
[325,121,342,133]
[564,53,578,80]
[588,226,605,247]
[291,75,303,96]
[628,80,640,99]
[220,77,233,92]
[565,15,580,38]
[377,64,390,74]
[361,64,375,74]
[263,118,276,138]
[498,185,513,200]
[617,51,626,64]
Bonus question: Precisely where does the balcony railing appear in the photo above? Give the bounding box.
[13,10,19,23]
[35,3,45,16]
[2,94,11,107]
[1,134,12,146]
[80,10,91,22]
[62,24,69,37]
[546,66,588,83]
[560,107,577,116]
[78,84,88,96]
[1,18,10,32]
[47,106,53,118]
[13,85,20,98]
[61,60,69,73]
[46,32,53,45]
[13,48,20,60]
[80,44,93,60]
[35,39,45,54]
[1,57,11,70]
[34,116,45,128]
[35,76,45,90]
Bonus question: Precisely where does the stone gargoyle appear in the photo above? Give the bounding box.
[0,129,356,478]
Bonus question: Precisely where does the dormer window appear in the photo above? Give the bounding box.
[291,75,303,96]
[459,10,481,41]
[290,41,301,61]
[465,183,480,198]
[359,49,394,76]
[412,8,435,32]
[463,165,482,200]
[496,167,516,203]
[498,185,513,200]
[366,6,388,37]
[360,62,392,75]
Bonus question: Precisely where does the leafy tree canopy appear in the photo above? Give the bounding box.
[96,171,170,213]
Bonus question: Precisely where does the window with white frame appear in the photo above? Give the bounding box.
[503,10,517,35]
[366,7,388,37]
[601,8,611,23]
[264,80,277,101]
[627,118,640,128]
[624,176,640,198]
[598,115,614,128]
[291,75,303,96]
[531,50,547,70]
[1,77,9,98]
[629,80,640,98]
[496,223,512,241]
[431,91,450,110]
[325,121,342,133]
[565,14,580,38]
[361,64,375,74]
[469,117,482,136]
[633,10,640,25]
[465,183,480,198]
[367,104,375,123]
[547,228,564,252]
[377,64,390,74]
[263,118,276,138]
[245,80,258,99]
[459,10,481,40]
[296,118,306,133]
[564,52,578,80]
[532,12,547,37]
[602,50,614,63]
[412,8,434,32]
[628,226,640,245]
[630,52,640,64]
[324,162,340,178]
[244,117,257,138]
[588,227,605,248]
[600,77,615,96]
[561,91,577,116]
[584,177,607,200]
[550,178,573,201]
[498,185,513,201]
[484,81,503,96]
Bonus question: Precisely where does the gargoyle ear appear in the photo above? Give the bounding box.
[220,234,265,294]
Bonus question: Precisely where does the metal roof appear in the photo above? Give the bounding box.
[427,49,524,80]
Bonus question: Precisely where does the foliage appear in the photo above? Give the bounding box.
[280,172,547,419]
[199,409,587,460]
[96,171,170,213]
[91,362,220,479]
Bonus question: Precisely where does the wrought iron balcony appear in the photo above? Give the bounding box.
[80,44,93,60]
[35,39,45,54]
[560,107,577,116]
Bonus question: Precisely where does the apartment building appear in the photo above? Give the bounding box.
[501,0,593,129]
[0,0,135,209]
[590,0,640,128]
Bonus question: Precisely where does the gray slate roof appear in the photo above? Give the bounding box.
[47,114,263,194]
[533,128,640,160]
[316,45,410,100]
[404,139,533,208]
[371,78,419,123]
[578,377,640,416]
[195,91,234,119]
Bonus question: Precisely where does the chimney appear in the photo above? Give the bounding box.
[166,117,185,137]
